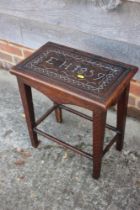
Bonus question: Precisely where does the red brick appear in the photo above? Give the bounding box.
[0,40,7,44]
[137,100,140,109]
[0,51,13,62]
[128,95,135,106]
[23,49,33,58]
[130,81,140,97]
[127,106,140,120]
[0,42,22,56]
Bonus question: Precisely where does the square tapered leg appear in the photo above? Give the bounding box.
[93,109,107,179]
[54,104,63,123]
[18,79,39,148]
[116,84,130,151]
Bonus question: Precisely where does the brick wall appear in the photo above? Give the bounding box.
[0,39,34,70]
[0,39,140,119]
[129,80,140,119]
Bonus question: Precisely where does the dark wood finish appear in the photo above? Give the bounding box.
[17,79,39,148]
[116,84,130,151]
[54,104,63,123]
[93,109,107,179]
[11,42,138,110]
[10,42,138,179]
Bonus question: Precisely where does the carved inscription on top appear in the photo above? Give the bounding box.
[18,44,128,98]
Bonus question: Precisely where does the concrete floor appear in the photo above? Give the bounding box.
[0,69,140,210]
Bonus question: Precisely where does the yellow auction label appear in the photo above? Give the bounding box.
[76,74,85,79]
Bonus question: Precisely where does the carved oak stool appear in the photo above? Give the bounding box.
[10,42,138,179]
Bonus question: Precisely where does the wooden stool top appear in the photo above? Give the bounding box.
[11,42,138,109]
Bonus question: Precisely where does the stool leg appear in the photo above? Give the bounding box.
[54,104,63,123]
[116,84,130,151]
[17,79,39,148]
[93,109,107,179]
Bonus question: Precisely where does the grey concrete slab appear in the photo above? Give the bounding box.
[0,13,140,80]
[0,1,139,45]
[0,1,140,80]
[0,69,140,210]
